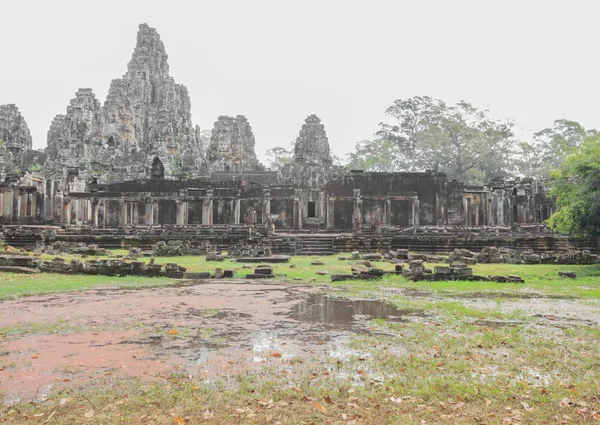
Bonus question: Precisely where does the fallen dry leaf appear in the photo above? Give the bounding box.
[315,403,327,414]
[173,417,185,425]
[169,329,178,335]
[271,352,282,358]
[203,410,214,420]
[84,409,95,419]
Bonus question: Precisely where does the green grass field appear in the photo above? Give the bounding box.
[1,252,599,300]
[2,251,600,424]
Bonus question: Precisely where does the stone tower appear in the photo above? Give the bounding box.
[0,104,34,178]
[293,114,332,166]
[206,115,262,173]
[45,23,203,182]
[281,114,333,187]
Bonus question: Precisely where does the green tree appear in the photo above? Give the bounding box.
[532,119,595,177]
[548,133,600,236]
[376,96,517,183]
[265,143,293,171]
[346,138,404,172]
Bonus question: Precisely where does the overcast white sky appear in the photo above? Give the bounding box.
[2,0,599,161]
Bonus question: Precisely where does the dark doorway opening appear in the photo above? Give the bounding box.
[307,201,316,218]
[151,157,165,179]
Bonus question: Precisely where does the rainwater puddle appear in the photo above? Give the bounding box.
[291,293,417,326]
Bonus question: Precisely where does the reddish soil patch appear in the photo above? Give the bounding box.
[0,282,322,402]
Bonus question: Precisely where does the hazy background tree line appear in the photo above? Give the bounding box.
[266,96,597,186]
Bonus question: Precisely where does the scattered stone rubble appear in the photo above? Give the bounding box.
[449,247,600,265]
[246,265,275,279]
[152,240,210,256]
[46,241,108,256]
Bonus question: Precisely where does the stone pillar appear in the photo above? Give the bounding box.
[234,198,241,224]
[353,189,362,234]
[176,201,188,225]
[262,189,270,224]
[146,201,154,225]
[63,200,71,224]
[412,199,420,227]
[496,192,504,226]
[294,197,301,230]
[203,190,213,225]
[326,198,335,230]
[385,198,391,225]
[119,200,127,227]
[92,200,99,227]
[26,193,32,217]
[16,193,22,220]
[132,202,139,225]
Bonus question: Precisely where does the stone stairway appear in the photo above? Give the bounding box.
[296,235,334,256]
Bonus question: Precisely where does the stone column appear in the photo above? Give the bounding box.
[63,200,71,224]
[203,190,213,225]
[262,189,270,224]
[119,200,127,227]
[26,193,32,217]
[234,198,241,224]
[146,201,154,225]
[326,198,335,230]
[294,197,301,230]
[91,200,98,227]
[353,189,362,234]
[132,202,139,225]
[176,201,188,225]
[385,198,391,225]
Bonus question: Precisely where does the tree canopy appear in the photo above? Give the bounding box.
[547,133,600,236]
[349,96,518,183]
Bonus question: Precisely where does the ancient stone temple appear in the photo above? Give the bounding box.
[281,115,333,189]
[0,22,573,254]
[45,23,202,185]
[207,115,262,173]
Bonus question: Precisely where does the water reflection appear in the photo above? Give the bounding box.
[291,293,410,326]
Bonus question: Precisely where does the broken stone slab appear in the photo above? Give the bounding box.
[331,274,357,282]
[409,260,423,269]
[351,251,361,260]
[461,257,477,265]
[245,273,275,279]
[316,270,328,275]
[223,269,236,278]
[254,267,273,275]
[367,268,384,276]
[351,264,369,274]
[434,266,451,275]
[395,264,404,271]
[311,260,325,266]
[242,264,253,269]
[0,266,40,274]
[559,271,577,279]
[356,272,383,280]
[185,272,211,279]
[0,255,41,268]
[131,261,146,276]
[234,256,290,263]
[206,254,225,262]
[362,253,382,261]
[409,253,427,261]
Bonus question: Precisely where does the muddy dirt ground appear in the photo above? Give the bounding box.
[1,281,599,405]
